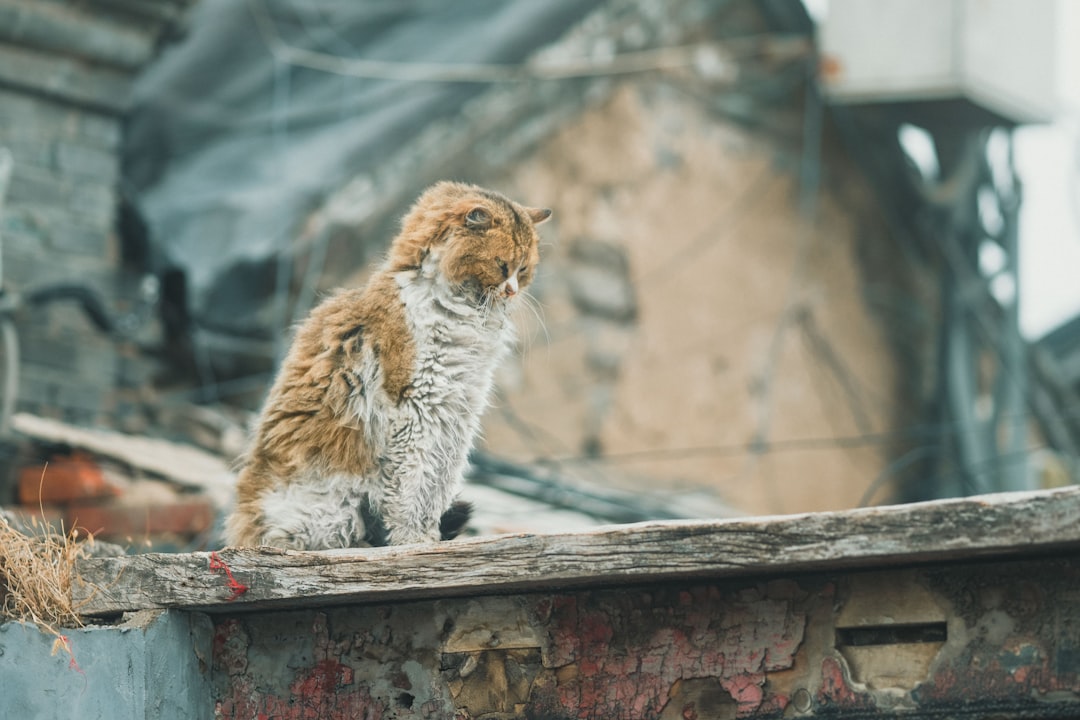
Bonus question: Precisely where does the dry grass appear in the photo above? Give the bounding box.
[0,512,87,630]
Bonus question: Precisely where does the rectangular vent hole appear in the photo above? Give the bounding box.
[836,622,947,647]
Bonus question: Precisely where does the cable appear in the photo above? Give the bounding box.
[544,399,1080,466]
[635,163,781,286]
[795,309,880,435]
[857,445,940,507]
[746,63,823,474]
[269,56,295,367]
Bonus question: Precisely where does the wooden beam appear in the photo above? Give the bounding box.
[73,486,1080,616]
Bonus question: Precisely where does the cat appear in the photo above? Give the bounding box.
[225,181,550,549]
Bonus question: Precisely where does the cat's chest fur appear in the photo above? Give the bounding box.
[382,267,513,431]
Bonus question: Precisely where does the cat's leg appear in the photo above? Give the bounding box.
[223,501,263,547]
[225,465,271,546]
[377,419,463,545]
[255,475,370,549]
[376,463,446,546]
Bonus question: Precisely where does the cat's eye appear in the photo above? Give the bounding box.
[496,259,509,277]
[465,207,491,228]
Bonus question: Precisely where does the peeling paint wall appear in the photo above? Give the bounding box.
[3,557,1077,718]
[210,558,1080,719]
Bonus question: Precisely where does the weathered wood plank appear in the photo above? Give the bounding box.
[73,486,1080,616]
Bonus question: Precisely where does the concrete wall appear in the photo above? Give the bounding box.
[205,559,1080,719]
[0,610,213,720]
[481,80,915,514]
[3,556,1078,718]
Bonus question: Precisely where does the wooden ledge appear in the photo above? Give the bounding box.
[73,486,1080,617]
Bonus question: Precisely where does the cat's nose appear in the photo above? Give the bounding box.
[504,285,517,298]
[504,274,519,297]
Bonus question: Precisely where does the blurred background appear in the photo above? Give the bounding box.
[0,0,1077,549]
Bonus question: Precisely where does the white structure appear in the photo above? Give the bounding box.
[820,0,1057,125]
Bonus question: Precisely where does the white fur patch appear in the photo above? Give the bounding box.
[256,473,371,549]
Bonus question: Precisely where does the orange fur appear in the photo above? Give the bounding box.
[227,181,550,547]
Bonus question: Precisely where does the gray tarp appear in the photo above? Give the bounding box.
[125,0,598,361]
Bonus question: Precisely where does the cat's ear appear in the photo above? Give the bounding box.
[526,207,552,225]
[465,206,492,230]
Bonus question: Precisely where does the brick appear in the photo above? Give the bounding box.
[0,1,156,70]
[54,141,118,179]
[18,452,114,504]
[67,497,215,540]
[17,371,112,418]
[0,43,131,115]
[7,167,71,206]
[19,334,84,372]
[75,113,121,150]
[0,201,112,255]
[0,90,121,149]
[3,148,117,198]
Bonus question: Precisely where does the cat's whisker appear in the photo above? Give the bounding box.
[516,291,549,351]
[481,289,497,323]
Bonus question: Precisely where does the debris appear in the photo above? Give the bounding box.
[12,413,234,510]
[18,452,116,505]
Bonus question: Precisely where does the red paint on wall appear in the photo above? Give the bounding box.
[721,673,764,716]
[816,657,874,712]
[915,638,1078,706]
[535,587,804,719]
[213,613,388,720]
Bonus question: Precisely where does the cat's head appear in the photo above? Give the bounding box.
[391,182,551,303]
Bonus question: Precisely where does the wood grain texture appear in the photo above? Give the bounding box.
[73,486,1080,616]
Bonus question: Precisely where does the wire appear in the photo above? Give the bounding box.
[918,442,1047,500]
[544,399,1080,467]
[635,163,781,286]
[746,64,824,474]
[269,56,295,367]
[929,130,1041,492]
[857,445,940,507]
[795,309,880,435]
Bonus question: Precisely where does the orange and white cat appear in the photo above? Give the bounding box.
[225,182,550,548]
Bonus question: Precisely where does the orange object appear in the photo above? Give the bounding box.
[18,452,114,505]
[67,498,214,540]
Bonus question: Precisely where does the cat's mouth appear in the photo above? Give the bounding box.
[456,280,511,309]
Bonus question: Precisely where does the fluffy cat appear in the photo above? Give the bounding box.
[225,182,550,548]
